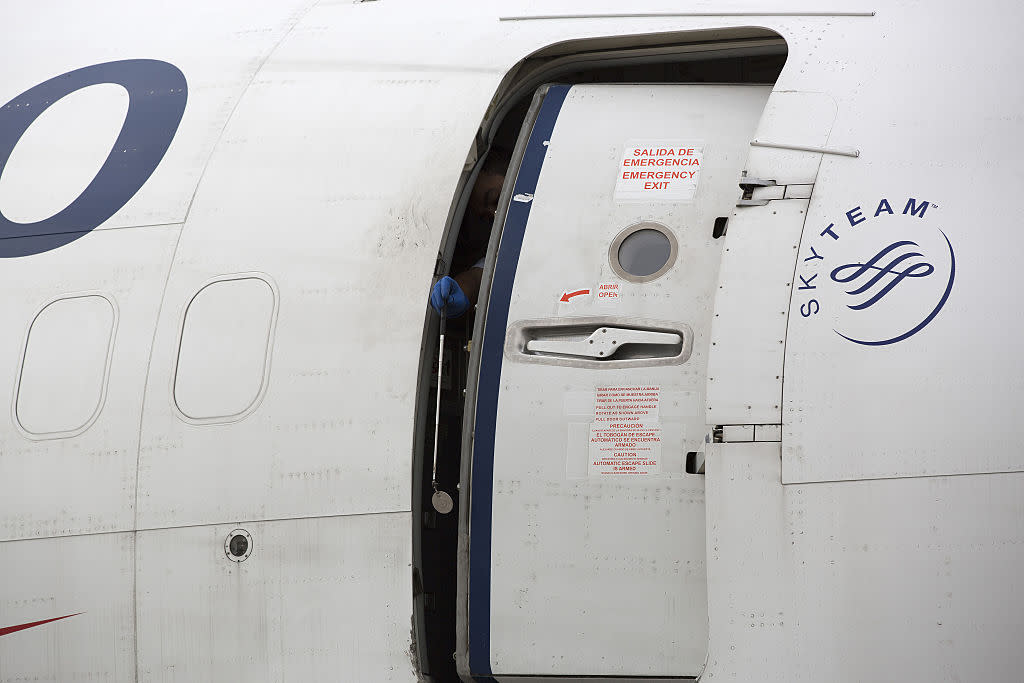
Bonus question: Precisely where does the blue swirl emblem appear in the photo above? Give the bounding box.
[835,230,955,346]
[830,241,935,310]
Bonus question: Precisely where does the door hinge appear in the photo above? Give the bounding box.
[713,424,783,443]
[736,177,814,207]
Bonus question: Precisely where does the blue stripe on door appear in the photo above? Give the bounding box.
[468,84,571,679]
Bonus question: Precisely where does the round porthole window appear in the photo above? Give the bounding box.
[609,222,678,282]
[224,528,253,562]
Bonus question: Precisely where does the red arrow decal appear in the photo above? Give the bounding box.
[0,613,82,637]
[559,289,590,302]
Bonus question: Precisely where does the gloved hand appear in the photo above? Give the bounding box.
[430,275,471,317]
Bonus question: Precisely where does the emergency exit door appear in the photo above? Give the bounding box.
[462,83,770,679]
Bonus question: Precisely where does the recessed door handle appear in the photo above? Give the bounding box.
[525,327,682,360]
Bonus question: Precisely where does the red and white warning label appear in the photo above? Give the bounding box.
[594,386,660,423]
[589,386,662,475]
[595,282,620,304]
[614,141,703,202]
[589,424,662,475]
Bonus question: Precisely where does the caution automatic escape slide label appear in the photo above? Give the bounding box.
[614,141,703,202]
[589,386,662,476]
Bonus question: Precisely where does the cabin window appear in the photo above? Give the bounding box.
[15,294,116,438]
[173,275,277,423]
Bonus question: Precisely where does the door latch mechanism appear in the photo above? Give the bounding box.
[525,327,681,360]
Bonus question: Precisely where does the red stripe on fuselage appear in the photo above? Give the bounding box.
[0,613,82,637]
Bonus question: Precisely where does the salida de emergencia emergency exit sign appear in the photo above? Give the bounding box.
[614,141,703,202]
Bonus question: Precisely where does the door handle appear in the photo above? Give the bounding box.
[505,317,692,368]
[525,327,682,360]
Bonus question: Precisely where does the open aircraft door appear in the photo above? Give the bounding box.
[458,83,771,680]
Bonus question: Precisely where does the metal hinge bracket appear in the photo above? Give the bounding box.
[713,424,783,443]
[736,177,814,207]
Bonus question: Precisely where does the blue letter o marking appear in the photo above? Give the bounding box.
[0,59,187,258]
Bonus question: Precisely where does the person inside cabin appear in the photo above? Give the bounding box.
[429,146,511,318]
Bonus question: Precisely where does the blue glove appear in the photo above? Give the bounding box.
[430,275,471,317]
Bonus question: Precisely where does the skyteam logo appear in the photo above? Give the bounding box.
[796,197,955,346]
